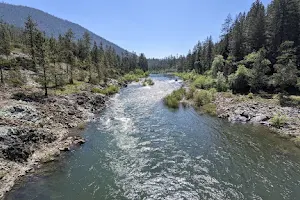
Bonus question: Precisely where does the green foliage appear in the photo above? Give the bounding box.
[247,92,254,99]
[272,41,298,92]
[228,65,250,94]
[211,55,225,78]
[174,71,198,81]
[92,85,120,95]
[247,48,271,92]
[270,114,287,128]
[216,72,228,92]
[138,53,148,72]
[202,103,217,116]
[77,122,86,130]
[143,78,154,86]
[164,88,185,109]
[194,90,214,107]
[121,70,149,83]
[192,75,215,89]
[91,87,102,93]
[186,86,196,99]
[54,81,84,95]
[7,68,27,87]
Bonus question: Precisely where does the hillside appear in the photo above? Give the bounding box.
[0,2,127,55]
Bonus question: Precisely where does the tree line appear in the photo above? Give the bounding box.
[149,0,300,94]
[0,16,148,96]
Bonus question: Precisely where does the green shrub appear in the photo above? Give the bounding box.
[91,85,120,95]
[270,114,287,128]
[7,69,27,87]
[194,90,213,106]
[209,88,217,99]
[186,86,196,100]
[247,92,254,99]
[143,78,154,86]
[174,71,198,81]
[292,137,300,148]
[164,95,180,109]
[202,103,217,116]
[91,87,102,93]
[163,88,185,108]
[192,75,215,89]
[123,74,139,82]
[229,65,250,94]
[216,72,228,92]
[77,122,86,130]
[147,78,154,85]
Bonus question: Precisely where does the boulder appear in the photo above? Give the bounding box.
[250,115,269,123]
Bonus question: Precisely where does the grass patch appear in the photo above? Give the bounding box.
[91,85,120,96]
[174,72,198,81]
[121,69,149,83]
[77,122,86,130]
[164,88,186,109]
[53,81,85,95]
[222,92,234,98]
[270,114,287,128]
[292,137,300,148]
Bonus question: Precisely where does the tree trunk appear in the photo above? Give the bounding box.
[88,64,92,83]
[69,64,73,84]
[54,62,58,88]
[0,67,3,84]
[43,64,48,97]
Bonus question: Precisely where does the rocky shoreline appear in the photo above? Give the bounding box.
[0,87,108,199]
[214,93,300,140]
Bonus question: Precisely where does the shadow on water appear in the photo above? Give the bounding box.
[5,75,300,200]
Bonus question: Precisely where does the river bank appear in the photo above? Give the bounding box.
[0,83,111,199]
[176,79,300,147]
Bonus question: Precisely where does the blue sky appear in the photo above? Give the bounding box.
[6,0,271,58]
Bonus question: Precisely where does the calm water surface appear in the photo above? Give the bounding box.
[6,75,300,200]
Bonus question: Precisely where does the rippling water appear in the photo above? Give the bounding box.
[6,75,300,200]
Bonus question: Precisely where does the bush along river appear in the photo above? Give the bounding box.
[5,75,300,200]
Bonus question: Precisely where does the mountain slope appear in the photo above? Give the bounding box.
[0,3,127,55]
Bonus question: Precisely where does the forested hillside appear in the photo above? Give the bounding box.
[0,16,149,96]
[150,0,300,95]
[0,2,127,55]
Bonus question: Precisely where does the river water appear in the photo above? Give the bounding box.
[6,75,300,200]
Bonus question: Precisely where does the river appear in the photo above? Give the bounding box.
[5,75,300,200]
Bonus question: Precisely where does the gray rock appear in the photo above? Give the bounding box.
[251,115,269,123]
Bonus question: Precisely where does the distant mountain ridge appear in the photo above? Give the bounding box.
[0,2,128,55]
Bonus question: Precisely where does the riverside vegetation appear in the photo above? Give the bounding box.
[0,16,149,199]
[160,0,300,148]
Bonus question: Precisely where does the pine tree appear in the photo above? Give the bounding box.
[24,16,38,68]
[138,53,148,72]
[273,41,298,92]
[246,48,271,91]
[245,0,266,52]
[266,0,300,63]
[0,22,11,84]
[35,31,49,96]
[48,36,60,87]
[91,41,101,82]
[229,13,247,61]
[63,29,75,84]
[219,14,232,58]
